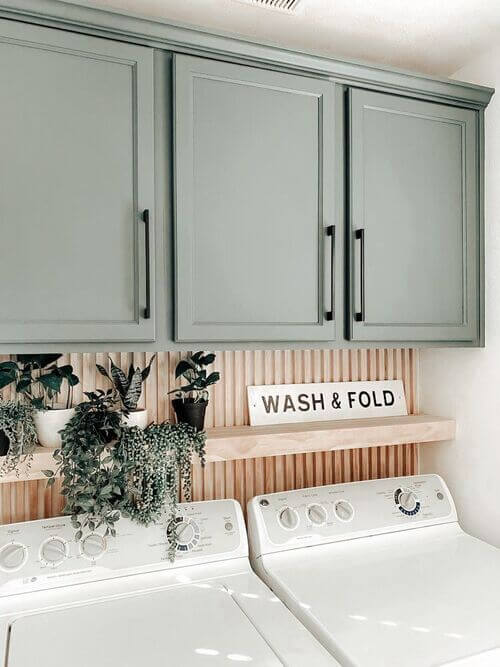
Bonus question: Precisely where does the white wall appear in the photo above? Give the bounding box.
[419,47,500,545]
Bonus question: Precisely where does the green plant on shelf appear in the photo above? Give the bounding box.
[169,351,219,403]
[0,354,79,410]
[96,355,156,414]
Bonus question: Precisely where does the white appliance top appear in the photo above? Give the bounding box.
[0,498,334,666]
[248,474,500,667]
[0,498,245,596]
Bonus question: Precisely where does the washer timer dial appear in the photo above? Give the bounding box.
[307,504,327,526]
[278,507,299,531]
[395,488,421,516]
[0,542,28,572]
[80,533,107,560]
[174,517,200,552]
[40,536,69,567]
[334,500,355,522]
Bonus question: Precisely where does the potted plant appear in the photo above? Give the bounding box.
[169,352,220,431]
[0,401,38,477]
[0,355,79,448]
[43,389,124,538]
[44,394,206,560]
[96,355,156,429]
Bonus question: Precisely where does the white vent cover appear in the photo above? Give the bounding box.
[235,0,302,14]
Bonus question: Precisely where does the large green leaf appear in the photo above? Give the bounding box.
[96,364,112,382]
[0,361,19,371]
[205,372,220,386]
[39,373,63,393]
[123,369,143,410]
[175,359,194,379]
[109,358,128,398]
[141,354,156,382]
[16,377,32,393]
[0,369,16,390]
[199,353,215,366]
[190,351,205,364]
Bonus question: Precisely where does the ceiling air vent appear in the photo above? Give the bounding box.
[235,0,302,14]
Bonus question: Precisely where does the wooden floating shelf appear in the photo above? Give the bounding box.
[0,414,455,483]
[202,414,456,462]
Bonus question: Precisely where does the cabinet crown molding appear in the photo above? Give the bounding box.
[0,0,494,108]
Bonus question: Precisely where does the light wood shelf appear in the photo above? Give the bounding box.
[0,414,455,484]
[202,414,455,462]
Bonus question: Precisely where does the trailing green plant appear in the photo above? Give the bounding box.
[44,393,206,560]
[119,422,206,560]
[43,390,124,538]
[0,354,79,410]
[97,355,156,414]
[169,351,220,403]
[0,402,38,477]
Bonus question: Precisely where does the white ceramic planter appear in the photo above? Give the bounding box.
[122,409,148,430]
[34,407,75,448]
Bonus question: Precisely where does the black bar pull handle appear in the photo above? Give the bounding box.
[354,228,365,322]
[141,209,151,320]
[325,225,335,322]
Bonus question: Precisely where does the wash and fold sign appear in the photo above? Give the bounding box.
[247,380,407,426]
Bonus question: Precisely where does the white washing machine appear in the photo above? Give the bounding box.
[248,474,500,667]
[0,499,335,666]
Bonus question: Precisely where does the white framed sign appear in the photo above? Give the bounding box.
[247,380,407,426]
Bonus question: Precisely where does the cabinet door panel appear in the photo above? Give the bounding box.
[349,89,479,342]
[174,55,336,342]
[0,20,155,343]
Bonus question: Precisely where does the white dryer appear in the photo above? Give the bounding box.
[248,474,500,667]
[0,499,334,666]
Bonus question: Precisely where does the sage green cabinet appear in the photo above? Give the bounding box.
[174,55,339,342]
[0,20,155,343]
[348,88,480,343]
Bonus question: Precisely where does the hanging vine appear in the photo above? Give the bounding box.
[44,393,206,559]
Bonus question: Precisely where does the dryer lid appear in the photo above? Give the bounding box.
[7,584,282,666]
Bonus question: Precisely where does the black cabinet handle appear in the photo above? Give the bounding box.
[354,228,365,323]
[325,225,335,322]
[141,209,151,320]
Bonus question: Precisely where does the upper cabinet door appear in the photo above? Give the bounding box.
[0,20,155,343]
[348,89,480,343]
[174,55,337,342]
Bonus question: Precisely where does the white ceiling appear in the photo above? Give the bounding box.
[61,0,500,76]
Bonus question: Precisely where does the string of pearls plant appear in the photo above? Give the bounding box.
[120,422,206,559]
[0,402,37,477]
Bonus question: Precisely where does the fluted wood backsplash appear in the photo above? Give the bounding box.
[0,349,418,524]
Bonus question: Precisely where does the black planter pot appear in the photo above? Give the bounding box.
[172,399,208,432]
[0,430,10,456]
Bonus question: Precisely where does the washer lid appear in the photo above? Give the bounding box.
[7,584,282,666]
[261,526,500,667]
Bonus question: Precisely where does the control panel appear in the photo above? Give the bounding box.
[248,474,457,556]
[0,499,245,596]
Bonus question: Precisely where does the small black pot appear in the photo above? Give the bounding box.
[172,399,208,432]
[0,430,10,456]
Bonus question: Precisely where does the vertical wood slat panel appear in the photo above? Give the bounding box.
[0,349,418,524]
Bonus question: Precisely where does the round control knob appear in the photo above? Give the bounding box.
[175,521,196,546]
[40,537,68,566]
[0,542,28,572]
[278,507,299,531]
[334,500,354,522]
[307,504,327,525]
[81,533,106,560]
[398,490,418,513]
